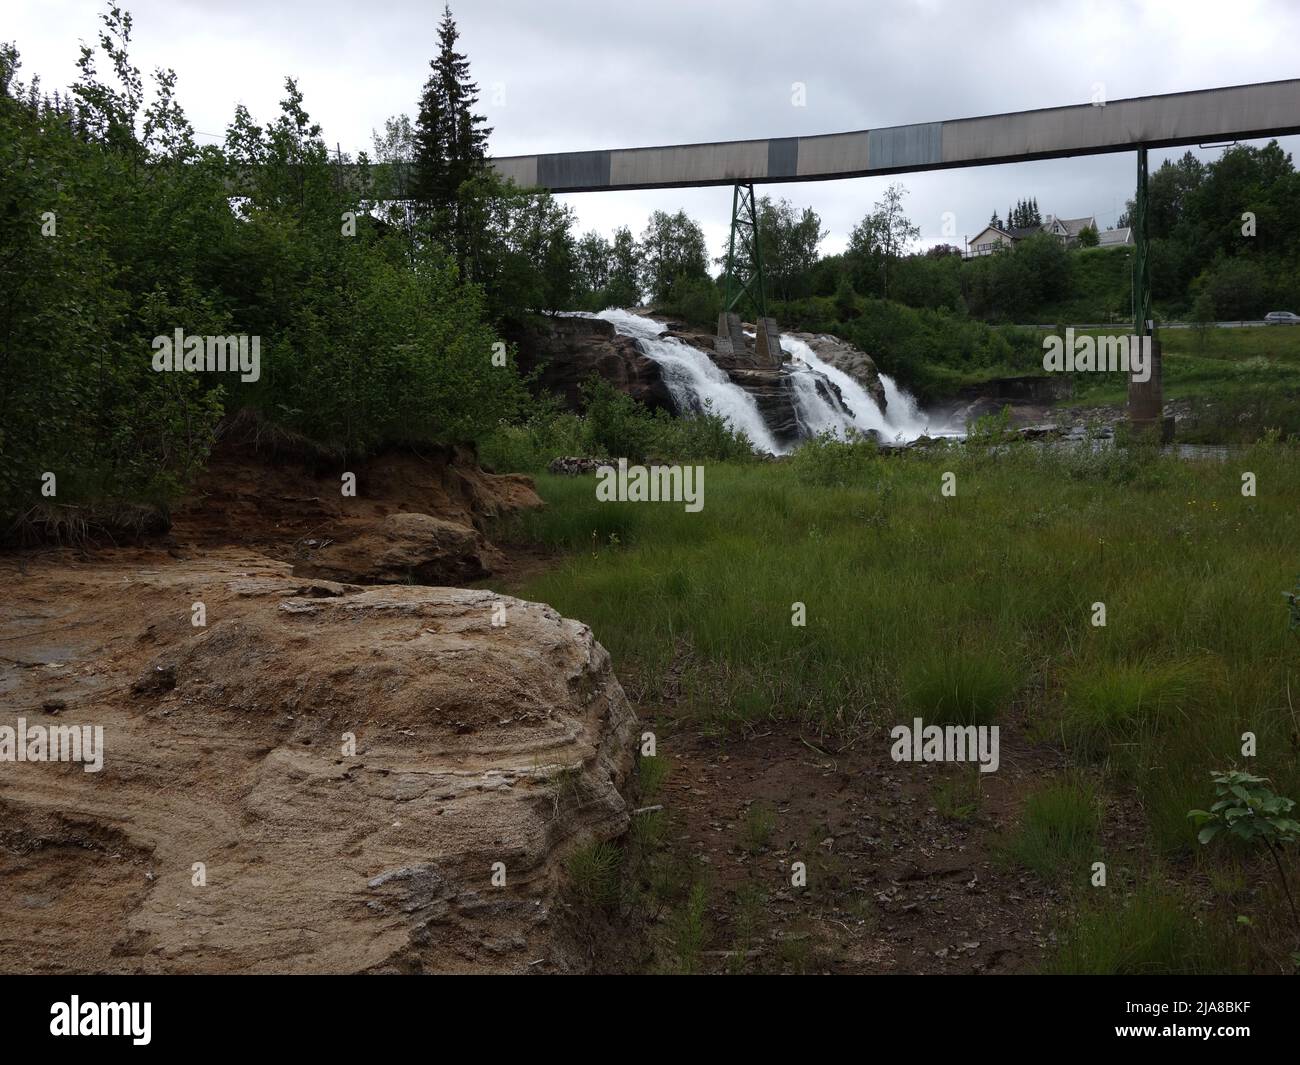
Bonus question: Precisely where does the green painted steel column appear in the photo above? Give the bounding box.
[1133,146,1150,338]
[722,183,768,321]
[724,184,741,312]
[1128,145,1168,438]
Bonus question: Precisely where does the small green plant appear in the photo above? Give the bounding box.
[565,840,623,909]
[727,881,768,975]
[636,753,668,803]
[965,404,1014,446]
[933,770,982,822]
[550,764,586,818]
[740,801,776,855]
[1284,576,1300,630]
[1005,776,1100,880]
[1188,770,1300,933]
[666,881,710,974]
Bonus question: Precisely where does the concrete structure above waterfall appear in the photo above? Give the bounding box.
[489,80,1300,193]
[713,313,786,369]
[755,319,784,369]
[715,312,747,357]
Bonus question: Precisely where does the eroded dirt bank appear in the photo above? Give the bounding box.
[0,445,637,973]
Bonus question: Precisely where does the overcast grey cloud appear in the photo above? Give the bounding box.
[8,0,1300,261]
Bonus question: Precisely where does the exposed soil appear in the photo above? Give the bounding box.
[645,719,1063,973]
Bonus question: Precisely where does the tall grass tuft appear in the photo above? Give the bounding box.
[1005,776,1100,881]
[1046,883,1246,974]
[902,647,1020,726]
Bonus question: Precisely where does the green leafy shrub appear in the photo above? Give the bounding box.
[788,430,879,487]
[662,275,721,329]
[1189,770,1300,933]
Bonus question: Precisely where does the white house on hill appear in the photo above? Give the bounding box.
[965,212,1130,256]
[1041,214,1095,242]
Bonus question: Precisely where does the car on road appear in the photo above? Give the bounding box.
[1264,311,1300,324]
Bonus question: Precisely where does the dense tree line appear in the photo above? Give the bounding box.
[1126,145,1300,319]
[1,3,534,523]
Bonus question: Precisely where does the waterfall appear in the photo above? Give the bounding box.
[786,362,860,440]
[780,334,954,443]
[583,309,952,454]
[594,310,782,453]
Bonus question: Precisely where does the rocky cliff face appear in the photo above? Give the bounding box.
[508,316,677,413]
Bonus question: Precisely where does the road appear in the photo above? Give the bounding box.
[1014,321,1289,330]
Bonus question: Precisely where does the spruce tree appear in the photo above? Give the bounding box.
[411,4,492,265]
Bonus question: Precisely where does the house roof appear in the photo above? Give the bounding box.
[970,224,1013,242]
[1097,227,1133,246]
[1044,214,1096,236]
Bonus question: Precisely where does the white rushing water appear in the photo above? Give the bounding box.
[780,334,957,444]
[595,309,782,453]
[585,309,953,454]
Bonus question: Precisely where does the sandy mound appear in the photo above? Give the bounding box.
[0,553,636,973]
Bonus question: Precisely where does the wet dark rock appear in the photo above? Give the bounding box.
[506,316,676,413]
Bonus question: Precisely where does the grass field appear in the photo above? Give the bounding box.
[1042,325,1300,443]
[491,436,1300,971]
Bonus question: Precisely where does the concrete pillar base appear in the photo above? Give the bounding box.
[755,317,784,367]
[717,311,746,356]
[1127,336,1169,440]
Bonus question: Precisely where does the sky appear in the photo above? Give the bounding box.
[7,0,1300,262]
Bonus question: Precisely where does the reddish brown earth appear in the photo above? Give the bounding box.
[645,721,1063,973]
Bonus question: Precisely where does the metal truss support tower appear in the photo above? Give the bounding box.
[718,183,783,365]
[723,183,767,321]
[1132,147,1152,340]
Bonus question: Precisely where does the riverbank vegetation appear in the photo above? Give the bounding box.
[0,4,560,526]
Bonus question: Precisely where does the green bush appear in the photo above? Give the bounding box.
[579,376,660,461]
[662,275,721,329]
